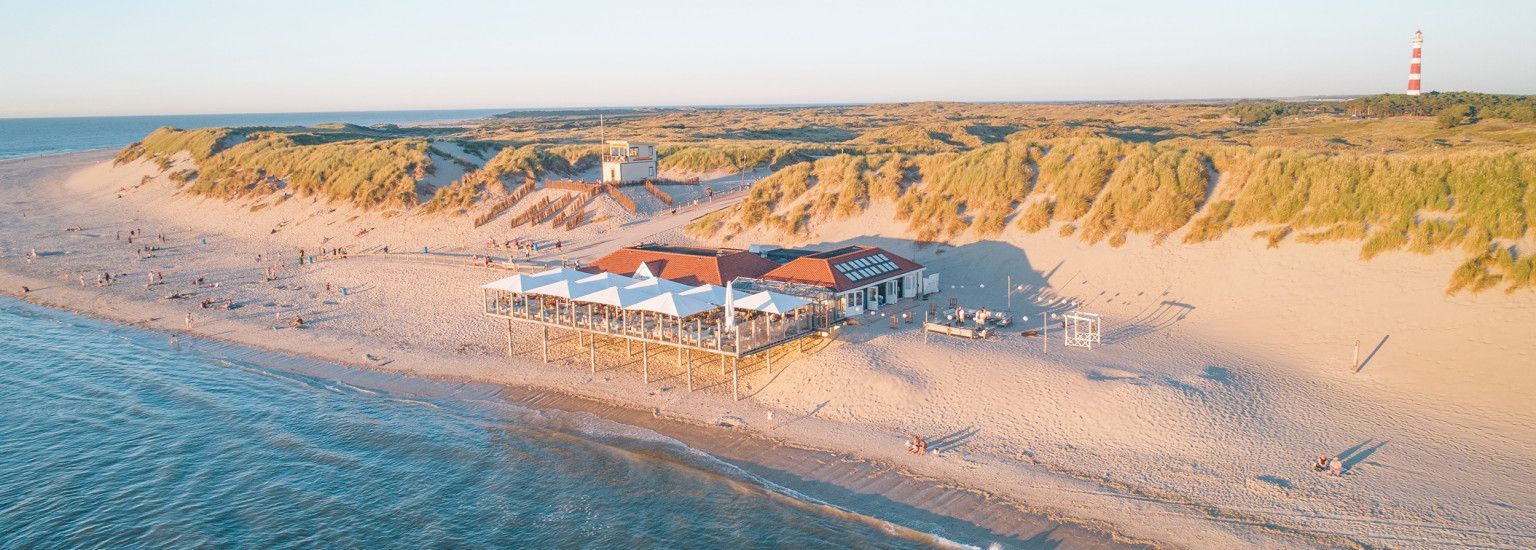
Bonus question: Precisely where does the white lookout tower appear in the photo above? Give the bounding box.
[602,140,658,184]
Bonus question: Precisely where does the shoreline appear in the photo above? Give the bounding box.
[0,290,1139,549]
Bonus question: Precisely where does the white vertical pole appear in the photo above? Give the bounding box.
[731,357,738,401]
[589,332,596,373]
[1044,316,1049,353]
[1353,339,1360,372]
[643,341,649,383]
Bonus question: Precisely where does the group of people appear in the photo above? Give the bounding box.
[907,435,928,455]
[485,237,560,258]
[947,305,993,326]
[1313,455,1345,477]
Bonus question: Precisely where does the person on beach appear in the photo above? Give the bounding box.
[909,435,927,454]
[184,313,193,328]
[289,316,305,328]
[20,286,29,294]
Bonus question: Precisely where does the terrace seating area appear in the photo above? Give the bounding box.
[482,266,836,358]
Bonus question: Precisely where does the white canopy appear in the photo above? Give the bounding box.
[480,272,565,292]
[628,292,719,318]
[576,271,639,286]
[734,291,813,315]
[679,283,752,306]
[573,285,659,308]
[626,277,694,294]
[526,279,603,299]
[530,266,584,280]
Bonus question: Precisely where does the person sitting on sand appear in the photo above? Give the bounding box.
[909,435,927,454]
[1329,457,1343,477]
[20,286,29,294]
[289,316,305,328]
[1314,455,1330,472]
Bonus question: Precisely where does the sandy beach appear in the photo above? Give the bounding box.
[3,150,1534,549]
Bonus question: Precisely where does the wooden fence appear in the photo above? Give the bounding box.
[643,179,674,206]
[602,183,637,213]
[472,178,536,227]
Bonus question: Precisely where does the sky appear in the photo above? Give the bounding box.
[1,0,1532,118]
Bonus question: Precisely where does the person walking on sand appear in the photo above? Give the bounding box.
[184,313,193,328]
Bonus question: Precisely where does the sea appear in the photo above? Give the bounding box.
[0,297,944,548]
[0,109,508,162]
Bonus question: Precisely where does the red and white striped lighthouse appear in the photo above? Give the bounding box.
[1406,30,1423,96]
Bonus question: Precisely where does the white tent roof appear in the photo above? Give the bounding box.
[573,285,659,308]
[734,291,813,315]
[531,267,584,281]
[626,277,694,294]
[678,283,752,306]
[480,272,564,292]
[628,292,719,318]
[526,279,604,299]
[576,271,639,286]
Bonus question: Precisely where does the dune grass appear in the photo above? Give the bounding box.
[119,101,1536,293]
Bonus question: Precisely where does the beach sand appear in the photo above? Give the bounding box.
[2,151,1533,548]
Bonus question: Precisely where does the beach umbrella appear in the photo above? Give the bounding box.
[626,292,718,318]
[679,283,752,306]
[734,291,812,315]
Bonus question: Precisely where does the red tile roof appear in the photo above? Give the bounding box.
[762,246,923,292]
[587,245,779,286]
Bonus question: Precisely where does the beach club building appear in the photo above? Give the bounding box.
[478,242,928,399]
[760,245,926,315]
[587,243,927,315]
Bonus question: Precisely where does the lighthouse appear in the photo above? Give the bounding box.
[1407,30,1423,96]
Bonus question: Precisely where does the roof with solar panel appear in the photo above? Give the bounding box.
[760,245,923,292]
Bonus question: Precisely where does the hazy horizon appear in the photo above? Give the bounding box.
[3,0,1533,118]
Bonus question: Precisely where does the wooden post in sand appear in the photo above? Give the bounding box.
[686,348,693,392]
[720,354,726,376]
[765,347,772,376]
[589,332,596,373]
[542,325,549,363]
[506,319,513,356]
[1352,339,1360,372]
[643,341,650,383]
[1043,316,1049,352]
[731,356,739,401]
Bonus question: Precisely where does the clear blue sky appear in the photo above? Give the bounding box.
[1,0,1532,118]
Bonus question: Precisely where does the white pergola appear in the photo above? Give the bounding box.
[481,270,834,400]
